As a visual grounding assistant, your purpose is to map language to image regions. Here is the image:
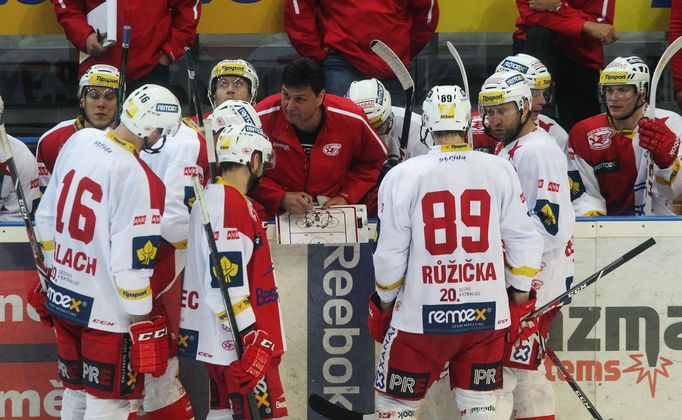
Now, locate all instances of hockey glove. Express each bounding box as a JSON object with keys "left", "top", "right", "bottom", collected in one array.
[
  {"left": 228, "top": 329, "right": 275, "bottom": 393},
  {"left": 129, "top": 315, "right": 170, "bottom": 377},
  {"left": 368, "top": 291, "right": 392, "bottom": 343},
  {"left": 507, "top": 291, "right": 539, "bottom": 350},
  {"left": 638, "top": 118, "right": 681, "bottom": 169},
  {"left": 27, "top": 280, "right": 52, "bottom": 327}
]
